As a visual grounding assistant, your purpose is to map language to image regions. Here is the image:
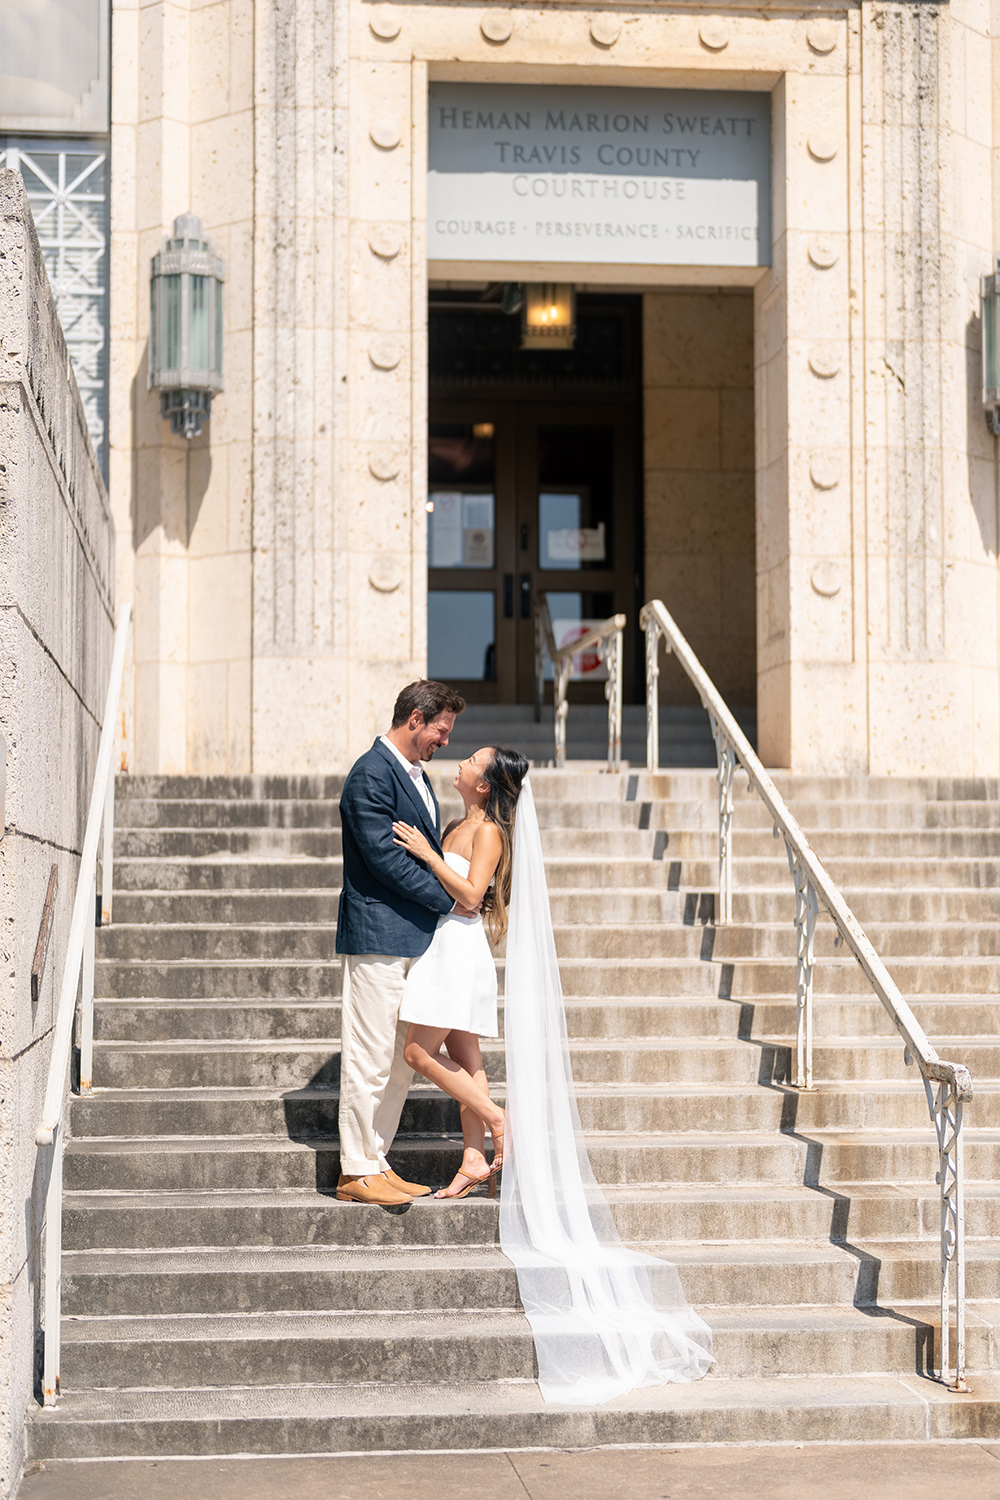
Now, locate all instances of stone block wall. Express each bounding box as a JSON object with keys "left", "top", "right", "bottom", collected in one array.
[
  {"left": 643, "top": 291, "right": 756, "bottom": 707},
  {"left": 0, "top": 170, "right": 115, "bottom": 1494}
]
